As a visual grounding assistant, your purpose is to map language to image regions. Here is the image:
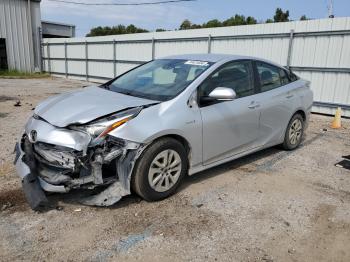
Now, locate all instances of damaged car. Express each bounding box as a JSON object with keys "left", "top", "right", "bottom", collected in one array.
[{"left": 14, "top": 54, "right": 313, "bottom": 210}]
